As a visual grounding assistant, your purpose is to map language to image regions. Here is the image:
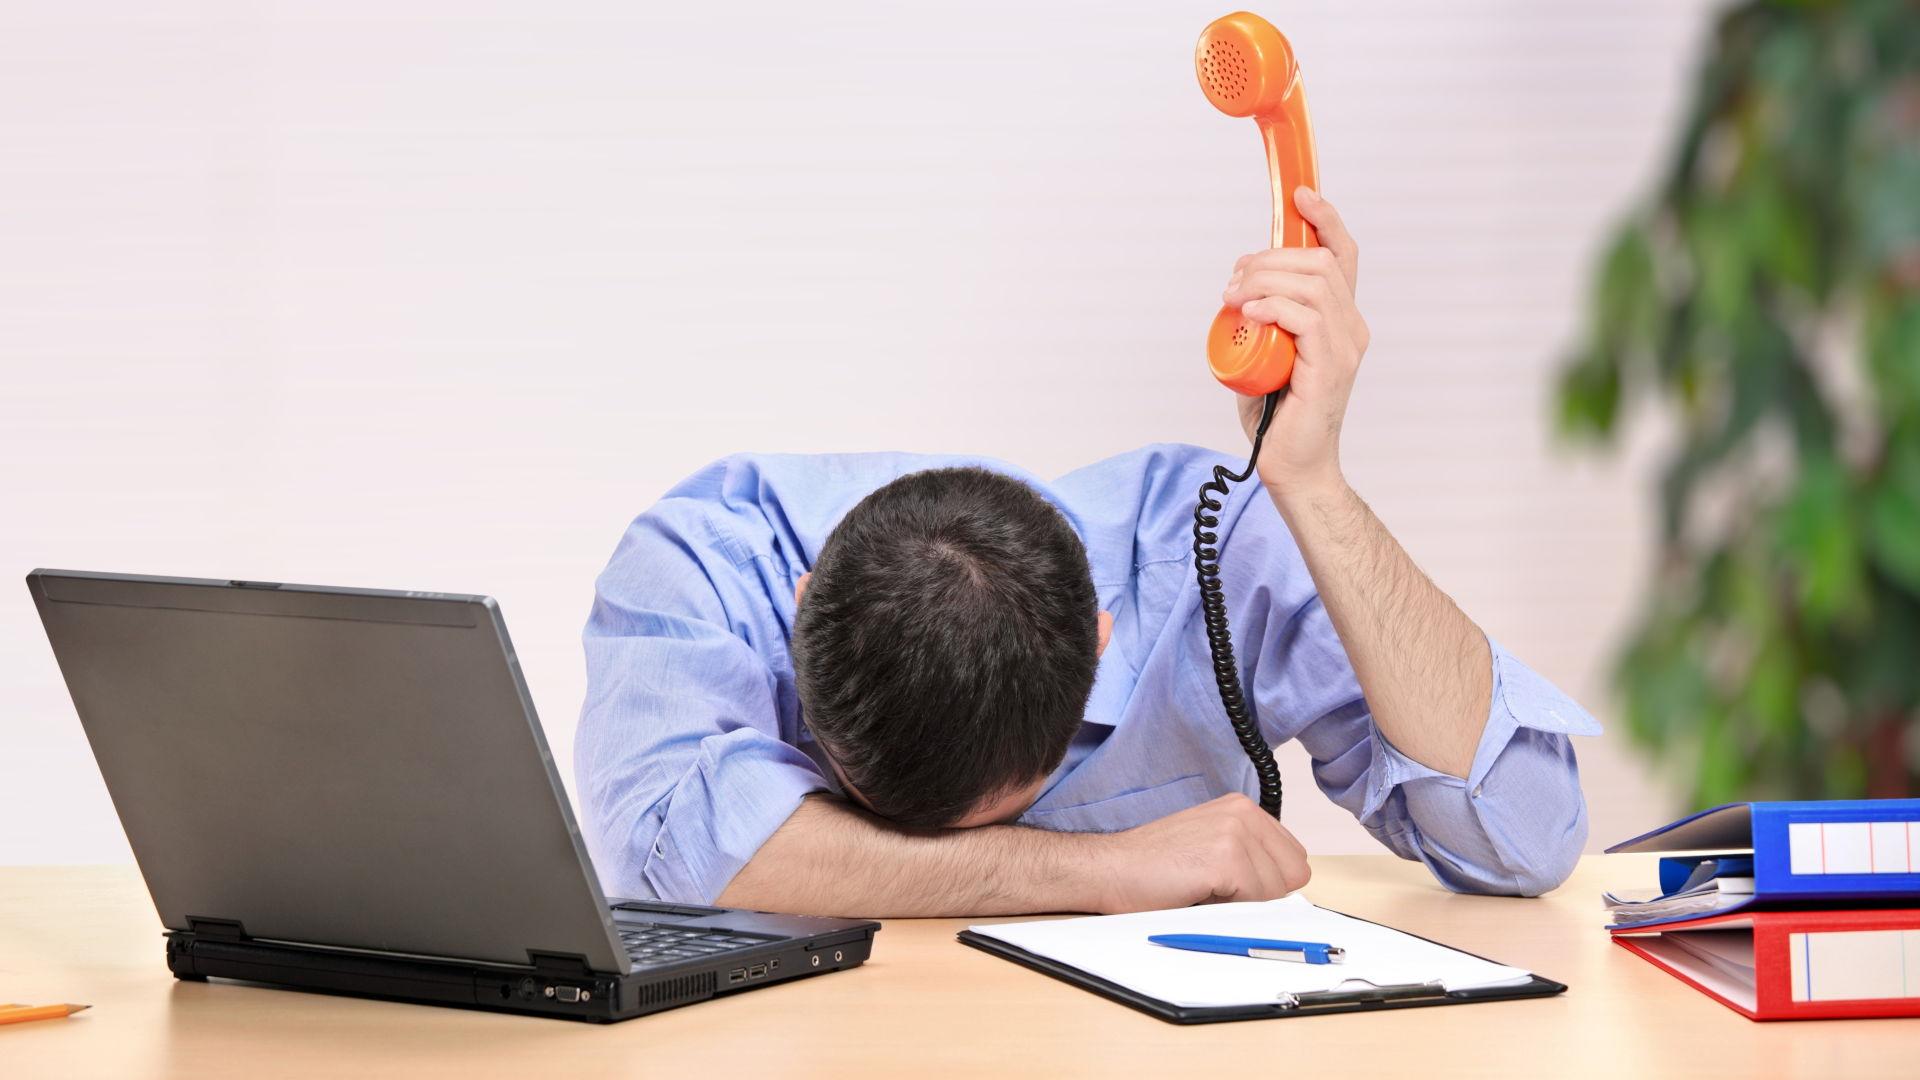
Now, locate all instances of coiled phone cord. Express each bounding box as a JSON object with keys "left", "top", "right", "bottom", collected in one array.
[{"left": 1192, "top": 389, "right": 1285, "bottom": 819}]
